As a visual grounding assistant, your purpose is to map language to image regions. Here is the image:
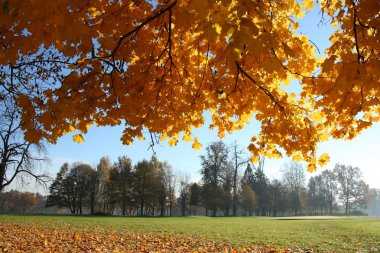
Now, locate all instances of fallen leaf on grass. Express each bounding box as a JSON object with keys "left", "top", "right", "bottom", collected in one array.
[{"left": 0, "top": 222, "right": 319, "bottom": 252}]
